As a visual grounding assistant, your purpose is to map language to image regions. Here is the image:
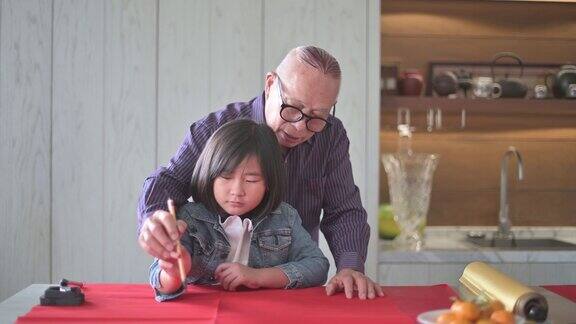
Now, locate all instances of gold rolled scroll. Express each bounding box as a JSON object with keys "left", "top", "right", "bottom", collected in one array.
[{"left": 459, "top": 261, "right": 548, "bottom": 322}]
